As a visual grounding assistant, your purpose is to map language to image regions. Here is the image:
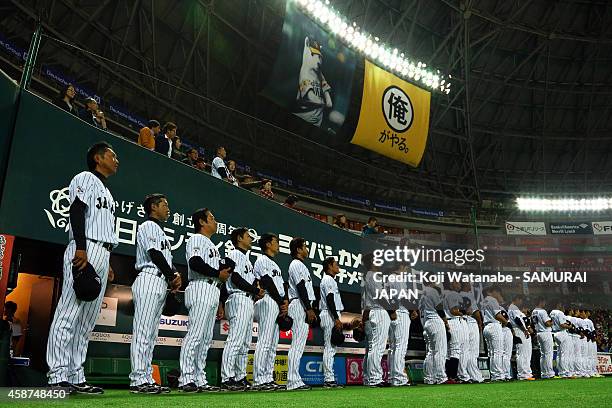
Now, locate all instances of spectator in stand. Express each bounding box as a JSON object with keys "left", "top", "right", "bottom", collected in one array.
[
  {"left": 362, "top": 216, "right": 379, "bottom": 236},
  {"left": 283, "top": 195, "right": 299, "bottom": 209},
  {"left": 334, "top": 213, "right": 348, "bottom": 230},
  {"left": 55, "top": 84, "right": 79, "bottom": 117},
  {"left": 211, "top": 146, "right": 230, "bottom": 181},
  {"left": 172, "top": 136, "right": 186, "bottom": 161},
  {"left": 137, "top": 120, "right": 160, "bottom": 151},
  {"left": 80, "top": 97, "right": 107, "bottom": 130},
  {"left": 227, "top": 160, "right": 239, "bottom": 186},
  {"left": 155, "top": 122, "right": 177, "bottom": 157},
  {"left": 259, "top": 179, "right": 274, "bottom": 200},
  {"left": 182, "top": 148, "right": 199, "bottom": 167},
  {"left": 194, "top": 157, "right": 206, "bottom": 171}
]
